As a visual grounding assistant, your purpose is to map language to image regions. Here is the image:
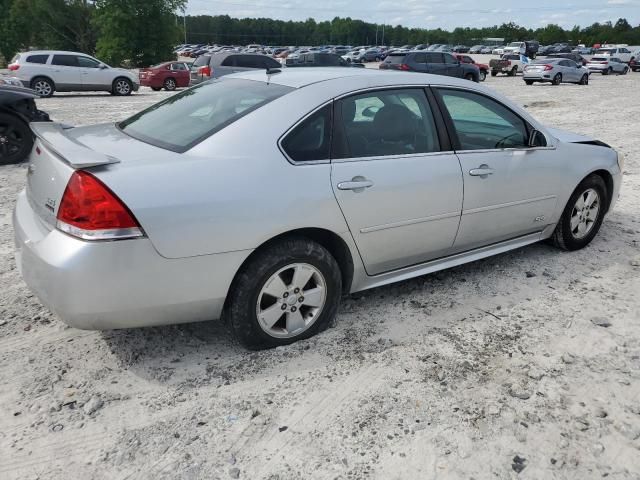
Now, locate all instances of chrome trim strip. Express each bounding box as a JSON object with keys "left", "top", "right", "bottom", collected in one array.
[
  {"left": 360, "top": 211, "right": 460, "bottom": 233},
  {"left": 332, "top": 150, "right": 456, "bottom": 163},
  {"left": 462, "top": 195, "right": 557, "bottom": 215}
]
